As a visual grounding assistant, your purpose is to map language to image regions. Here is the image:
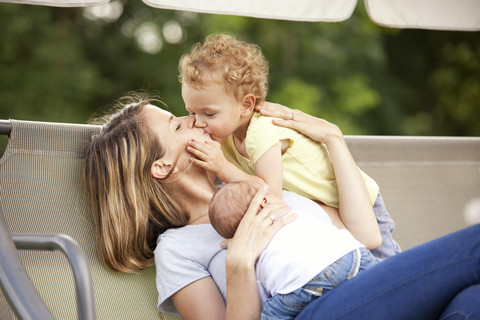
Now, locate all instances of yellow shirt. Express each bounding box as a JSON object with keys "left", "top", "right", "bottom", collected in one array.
[{"left": 221, "top": 112, "right": 379, "bottom": 208}]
